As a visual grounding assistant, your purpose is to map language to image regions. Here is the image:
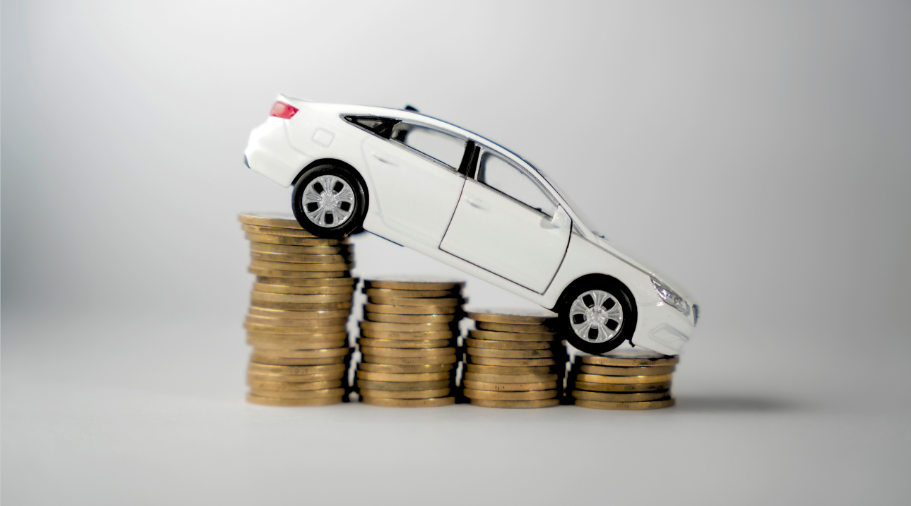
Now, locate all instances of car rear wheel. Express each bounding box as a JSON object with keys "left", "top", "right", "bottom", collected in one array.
[
  {"left": 291, "top": 163, "right": 367, "bottom": 239},
  {"left": 554, "top": 277, "right": 637, "bottom": 355}
]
